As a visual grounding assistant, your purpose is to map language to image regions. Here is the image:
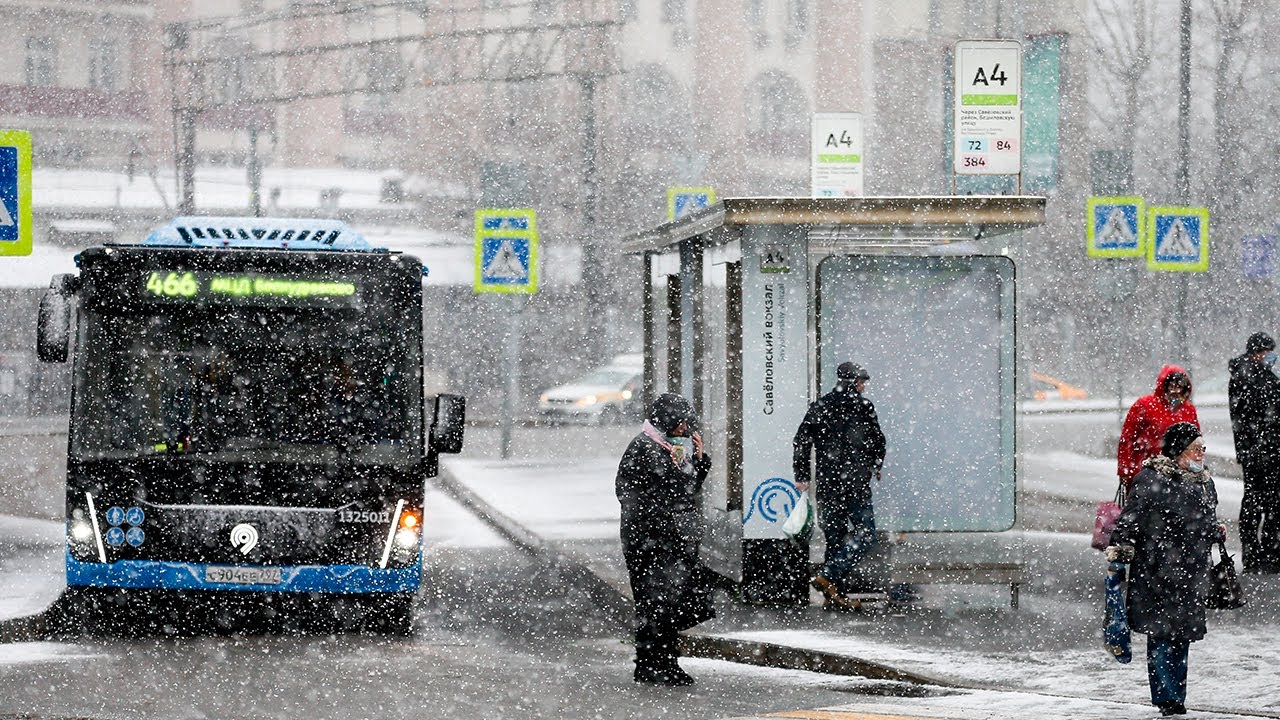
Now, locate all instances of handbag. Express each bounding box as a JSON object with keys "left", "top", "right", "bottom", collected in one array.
[
  {"left": 1091, "top": 485, "right": 1125, "bottom": 551},
  {"left": 781, "top": 492, "right": 813, "bottom": 542},
  {"left": 673, "top": 564, "right": 717, "bottom": 631},
  {"left": 1206, "top": 540, "right": 1245, "bottom": 609}
]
